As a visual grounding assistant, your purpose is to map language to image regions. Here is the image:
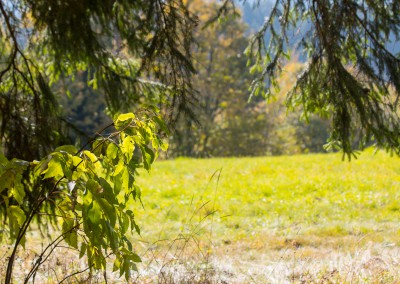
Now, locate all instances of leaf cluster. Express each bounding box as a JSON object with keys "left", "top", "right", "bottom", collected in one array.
[{"left": 0, "top": 111, "right": 168, "bottom": 281}]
